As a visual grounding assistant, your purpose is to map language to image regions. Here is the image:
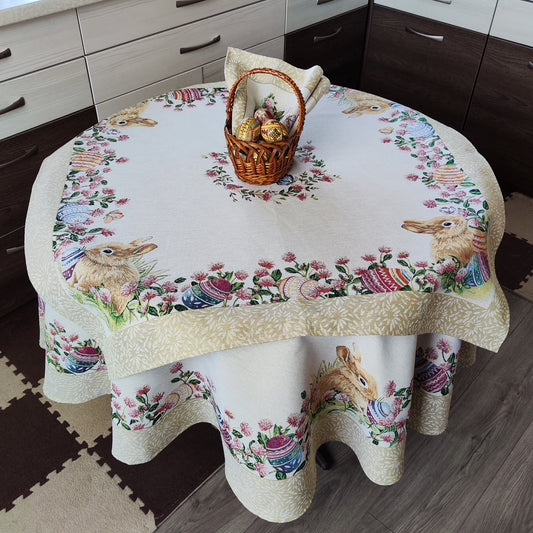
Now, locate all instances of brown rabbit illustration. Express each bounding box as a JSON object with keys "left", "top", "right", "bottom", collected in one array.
[
  {"left": 69, "top": 237, "right": 157, "bottom": 315},
  {"left": 342, "top": 91, "right": 392, "bottom": 116},
  {"left": 107, "top": 101, "right": 158, "bottom": 128},
  {"left": 312, "top": 343, "right": 379, "bottom": 412}
]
